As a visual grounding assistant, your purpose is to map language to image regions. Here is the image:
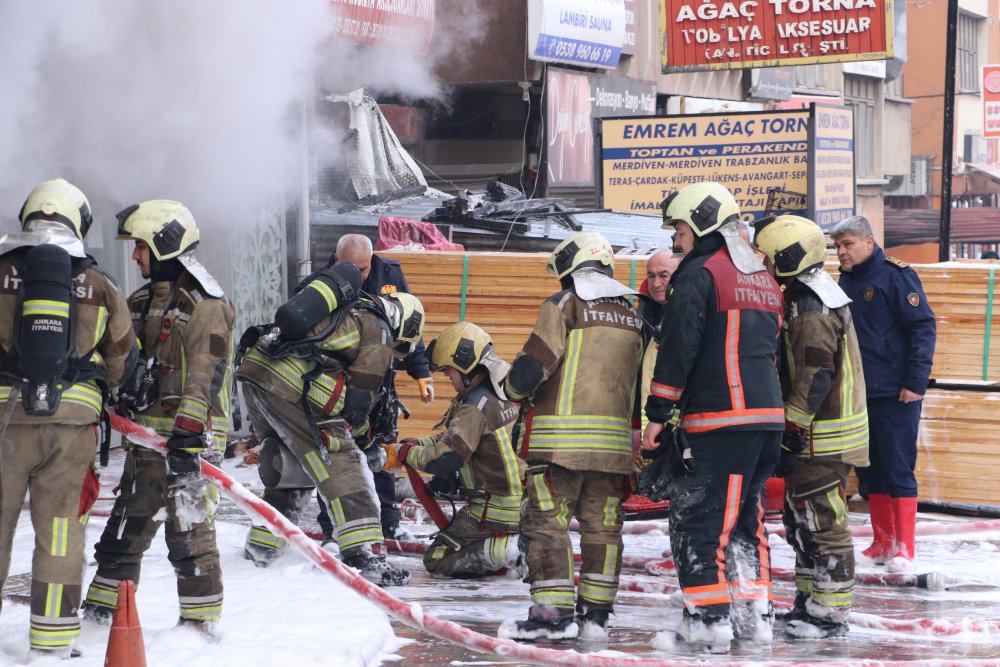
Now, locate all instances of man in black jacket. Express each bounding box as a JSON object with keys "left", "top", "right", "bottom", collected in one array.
[
  {"left": 314, "top": 234, "right": 434, "bottom": 540},
  {"left": 642, "top": 182, "right": 783, "bottom": 653}
]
